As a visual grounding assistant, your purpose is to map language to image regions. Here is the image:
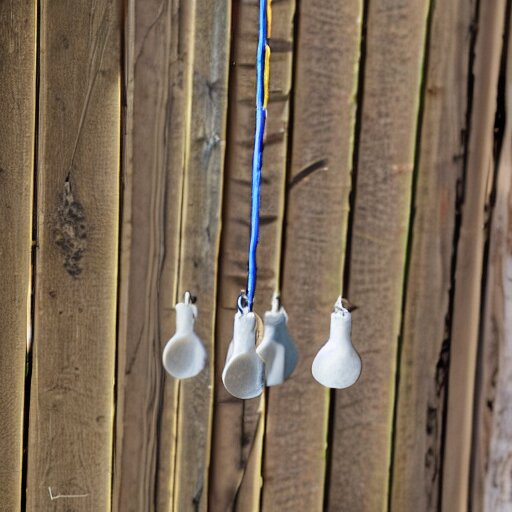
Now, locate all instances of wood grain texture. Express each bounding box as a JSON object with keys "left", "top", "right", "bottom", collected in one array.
[
  {"left": 114, "top": 0, "right": 195, "bottom": 510},
  {"left": 0, "top": 1, "right": 36, "bottom": 510},
  {"left": 172, "top": 1, "right": 230, "bottom": 511},
  {"left": 442, "top": 2, "right": 507, "bottom": 510},
  {"left": 26, "top": 0, "right": 121, "bottom": 510},
  {"left": 390, "top": 0, "right": 475, "bottom": 509},
  {"left": 471, "top": 20, "right": 512, "bottom": 508},
  {"left": 482, "top": 169, "right": 512, "bottom": 512},
  {"left": 209, "top": 0, "right": 294, "bottom": 510},
  {"left": 5, "top": 1, "right": 508, "bottom": 510},
  {"left": 261, "top": 1, "right": 363, "bottom": 511},
  {"left": 234, "top": 393, "right": 265, "bottom": 512},
  {"left": 327, "top": 1, "right": 429, "bottom": 510}
]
